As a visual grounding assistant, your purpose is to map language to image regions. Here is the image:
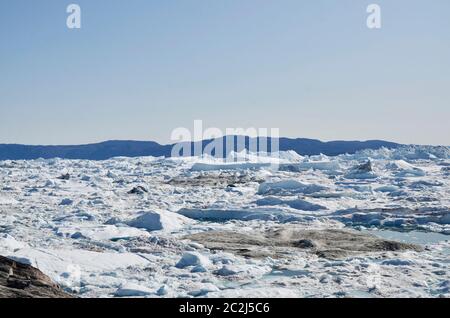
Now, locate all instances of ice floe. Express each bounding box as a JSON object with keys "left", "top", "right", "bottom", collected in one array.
[
  {"left": 256, "top": 197, "right": 327, "bottom": 211},
  {"left": 127, "top": 211, "right": 192, "bottom": 232},
  {"left": 178, "top": 208, "right": 303, "bottom": 222},
  {"left": 258, "top": 180, "right": 327, "bottom": 195},
  {"left": 176, "top": 252, "right": 212, "bottom": 269},
  {"left": 114, "top": 283, "right": 153, "bottom": 297}
]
